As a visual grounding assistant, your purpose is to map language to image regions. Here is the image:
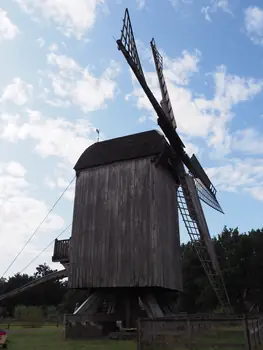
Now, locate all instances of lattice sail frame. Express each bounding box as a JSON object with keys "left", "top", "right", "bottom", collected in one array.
[
  {"left": 151, "top": 38, "right": 177, "bottom": 130},
  {"left": 119, "top": 9, "right": 145, "bottom": 80},
  {"left": 117, "top": 8, "right": 232, "bottom": 312}
]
